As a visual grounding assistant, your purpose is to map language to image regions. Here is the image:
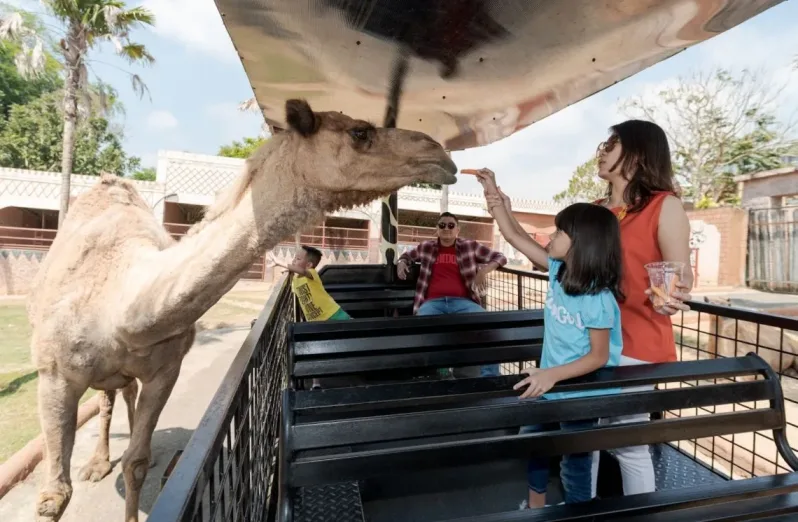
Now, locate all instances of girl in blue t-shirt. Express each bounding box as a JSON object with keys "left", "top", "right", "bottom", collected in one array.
[{"left": 475, "top": 168, "right": 624, "bottom": 510}]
